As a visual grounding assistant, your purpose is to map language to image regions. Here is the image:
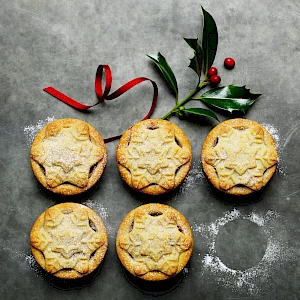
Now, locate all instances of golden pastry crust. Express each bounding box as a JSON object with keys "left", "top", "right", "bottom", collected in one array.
[
  {"left": 30, "top": 118, "right": 107, "bottom": 195},
  {"left": 201, "top": 118, "right": 278, "bottom": 196},
  {"left": 116, "top": 203, "right": 193, "bottom": 281},
  {"left": 30, "top": 202, "right": 108, "bottom": 279},
  {"left": 116, "top": 119, "right": 192, "bottom": 195}
]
